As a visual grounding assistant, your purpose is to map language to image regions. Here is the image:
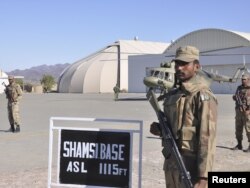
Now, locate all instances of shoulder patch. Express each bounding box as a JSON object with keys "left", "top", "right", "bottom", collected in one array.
[{"left": 200, "top": 93, "right": 210, "bottom": 101}]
